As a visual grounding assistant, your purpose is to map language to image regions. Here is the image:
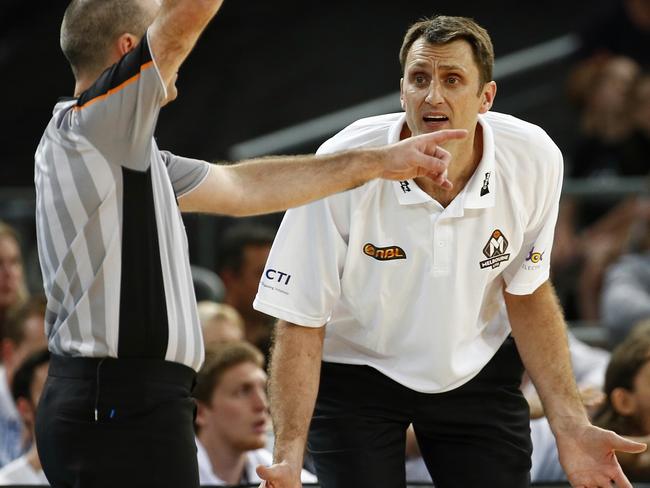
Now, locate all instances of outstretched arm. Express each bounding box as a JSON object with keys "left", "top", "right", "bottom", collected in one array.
[
  {"left": 256, "top": 321, "right": 325, "bottom": 488},
  {"left": 505, "top": 282, "right": 646, "bottom": 488},
  {"left": 179, "top": 129, "right": 466, "bottom": 216}
]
